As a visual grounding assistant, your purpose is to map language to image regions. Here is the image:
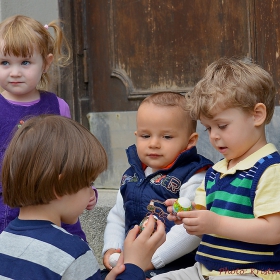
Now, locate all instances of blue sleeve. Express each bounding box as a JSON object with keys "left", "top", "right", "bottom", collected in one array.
[{"left": 116, "top": 264, "right": 145, "bottom": 280}]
